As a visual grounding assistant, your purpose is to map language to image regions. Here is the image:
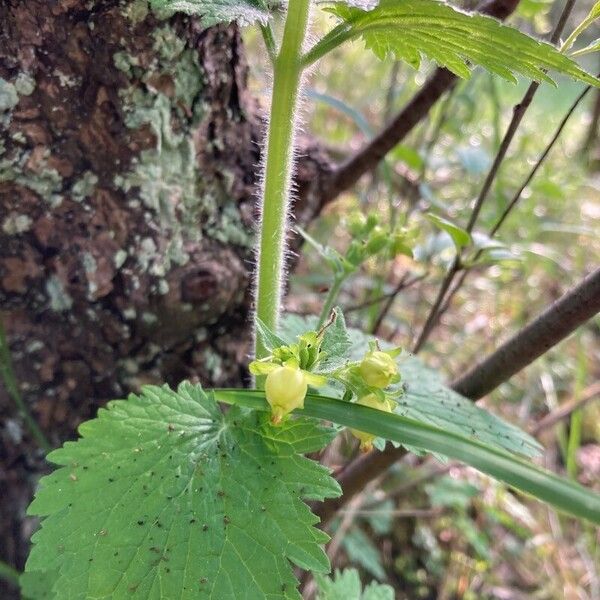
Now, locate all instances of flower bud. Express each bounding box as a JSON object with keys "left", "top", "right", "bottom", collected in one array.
[
  {"left": 265, "top": 366, "right": 307, "bottom": 424},
  {"left": 365, "top": 227, "right": 388, "bottom": 255},
  {"left": 389, "top": 233, "right": 413, "bottom": 258},
  {"left": 347, "top": 212, "right": 367, "bottom": 236},
  {"left": 359, "top": 351, "right": 397, "bottom": 388},
  {"left": 349, "top": 393, "right": 393, "bottom": 452},
  {"left": 365, "top": 213, "right": 379, "bottom": 232}
]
